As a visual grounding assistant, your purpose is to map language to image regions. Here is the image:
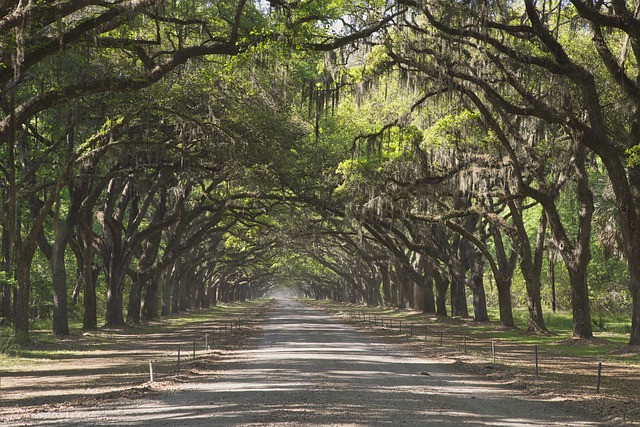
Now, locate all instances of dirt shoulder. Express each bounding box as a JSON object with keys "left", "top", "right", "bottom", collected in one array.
[
  {"left": 1, "top": 299, "right": 608, "bottom": 426},
  {"left": 0, "top": 300, "right": 272, "bottom": 413},
  {"left": 306, "top": 301, "right": 640, "bottom": 426}
]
